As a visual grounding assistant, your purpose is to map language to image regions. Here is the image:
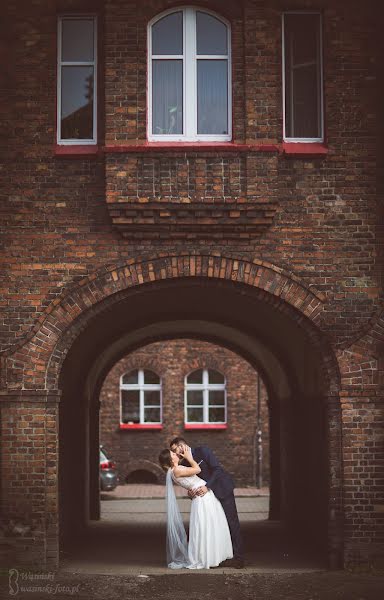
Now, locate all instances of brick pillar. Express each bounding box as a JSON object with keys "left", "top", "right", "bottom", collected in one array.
[
  {"left": 0, "top": 392, "right": 60, "bottom": 569},
  {"left": 342, "top": 394, "right": 384, "bottom": 569},
  {"left": 327, "top": 395, "right": 344, "bottom": 569}
]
